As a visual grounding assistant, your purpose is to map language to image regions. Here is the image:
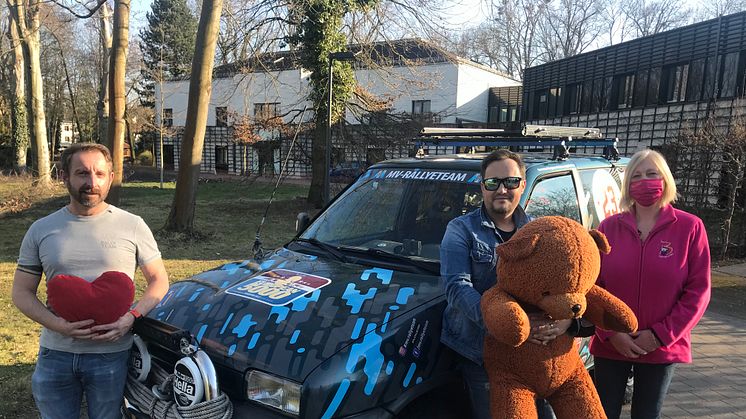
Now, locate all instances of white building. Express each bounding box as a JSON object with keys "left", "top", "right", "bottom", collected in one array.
[
  {"left": 59, "top": 121, "right": 77, "bottom": 148},
  {"left": 155, "top": 39, "right": 520, "bottom": 176}
]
